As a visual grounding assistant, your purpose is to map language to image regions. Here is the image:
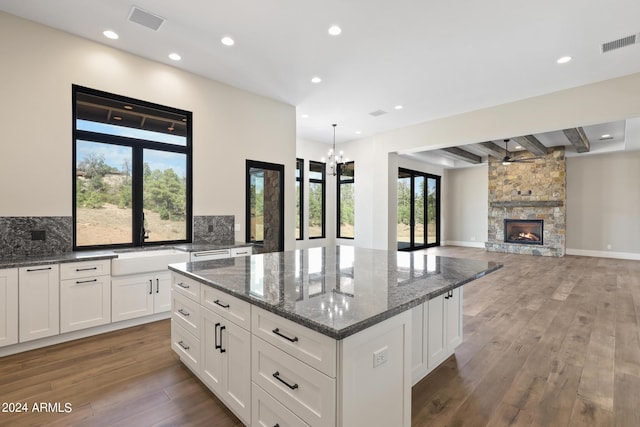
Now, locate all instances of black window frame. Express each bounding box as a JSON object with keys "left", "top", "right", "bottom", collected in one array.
[
  {"left": 296, "top": 158, "right": 304, "bottom": 240},
  {"left": 308, "top": 160, "right": 326, "bottom": 239},
  {"left": 397, "top": 167, "right": 441, "bottom": 251},
  {"left": 72, "top": 85, "right": 193, "bottom": 250},
  {"left": 336, "top": 161, "right": 355, "bottom": 239}
]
